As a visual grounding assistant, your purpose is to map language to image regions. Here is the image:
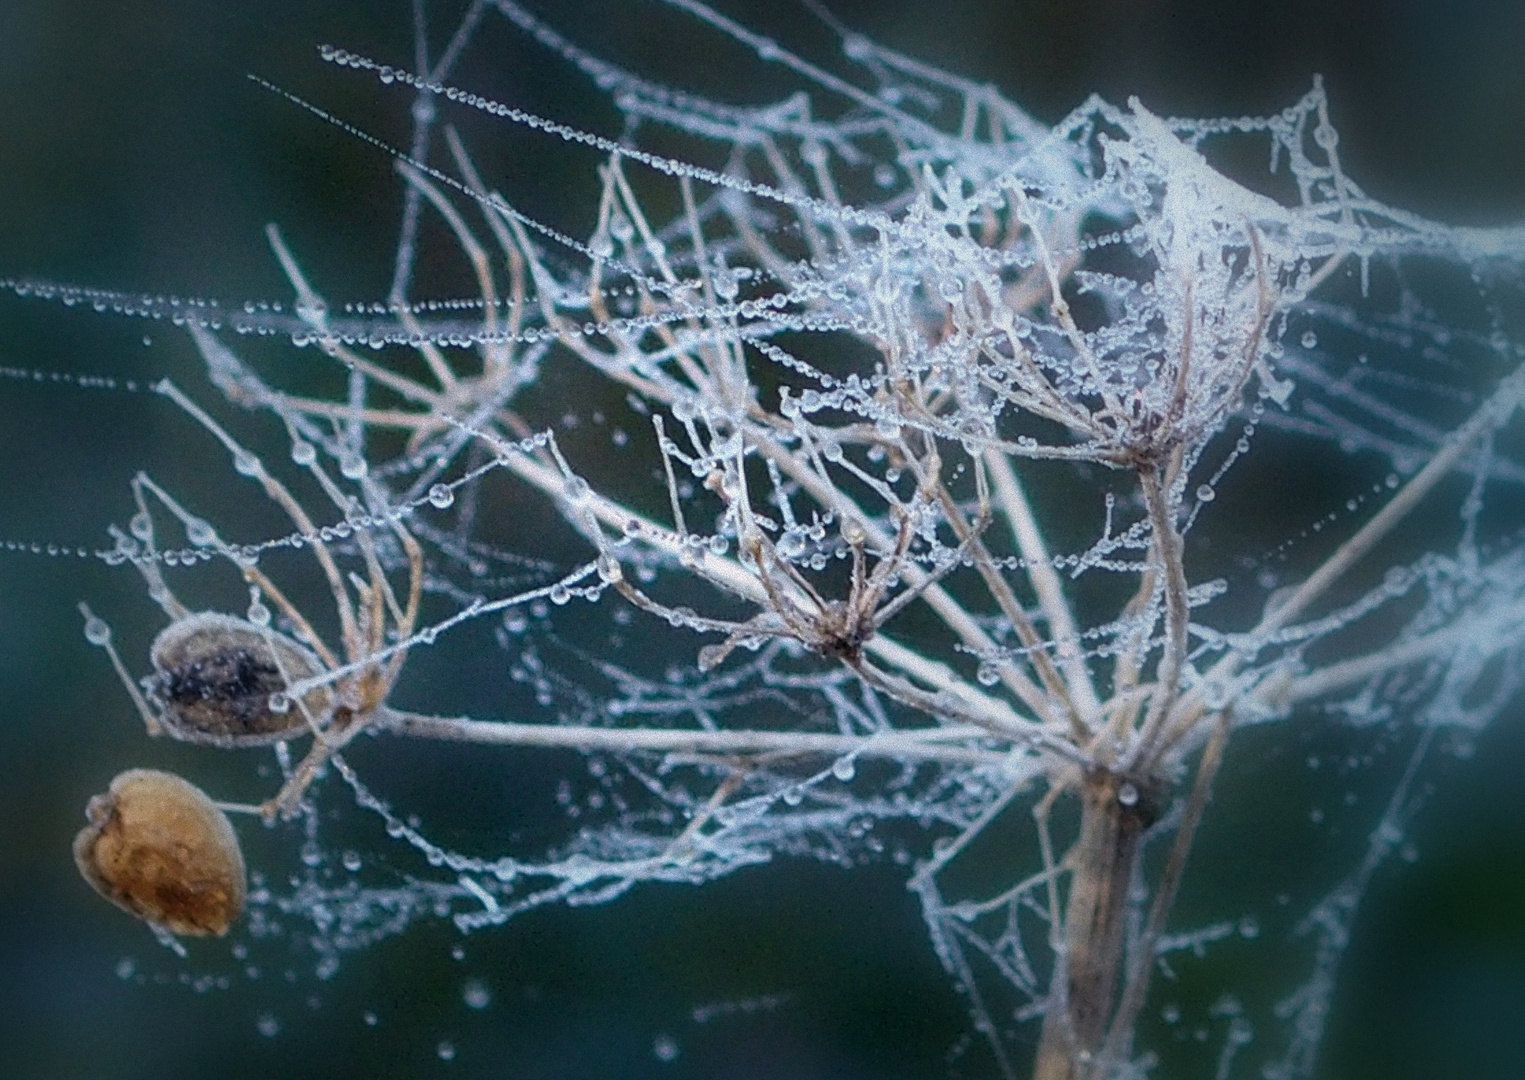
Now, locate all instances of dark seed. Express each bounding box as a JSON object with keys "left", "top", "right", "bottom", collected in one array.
[{"left": 146, "top": 612, "right": 331, "bottom": 747}]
